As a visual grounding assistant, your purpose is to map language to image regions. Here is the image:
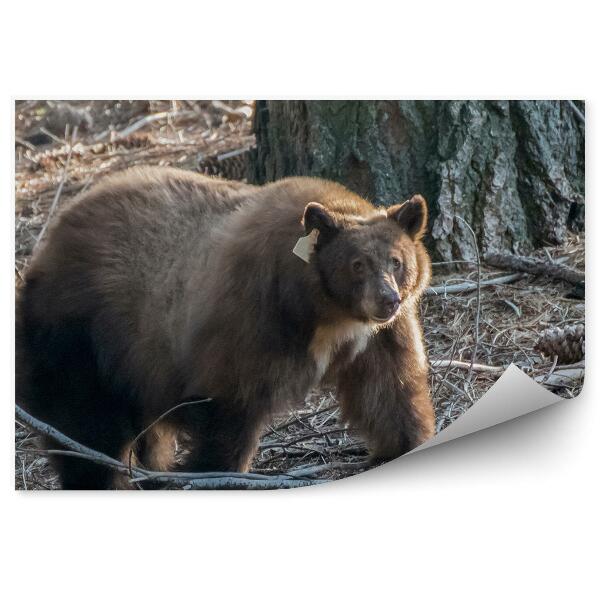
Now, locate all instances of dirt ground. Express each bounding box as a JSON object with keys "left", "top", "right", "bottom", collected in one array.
[{"left": 14, "top": 101, "right": 585, "bottom": 489}]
